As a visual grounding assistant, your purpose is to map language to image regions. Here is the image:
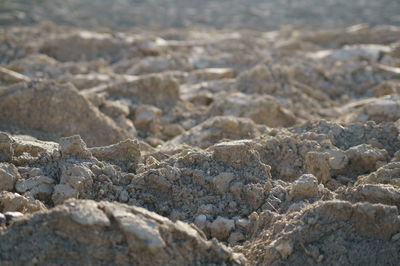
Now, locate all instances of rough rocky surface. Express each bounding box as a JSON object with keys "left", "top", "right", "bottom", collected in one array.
[{"left": 1, "top": 0, "right": 400, "bottom": 265}]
